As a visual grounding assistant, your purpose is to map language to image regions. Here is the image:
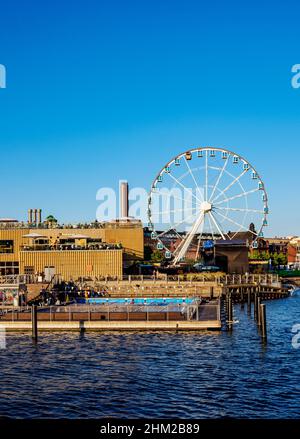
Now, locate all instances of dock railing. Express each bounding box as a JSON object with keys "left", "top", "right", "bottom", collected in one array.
[{"left": 0, "top": 303, "right": 206, "bottom": 323}]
